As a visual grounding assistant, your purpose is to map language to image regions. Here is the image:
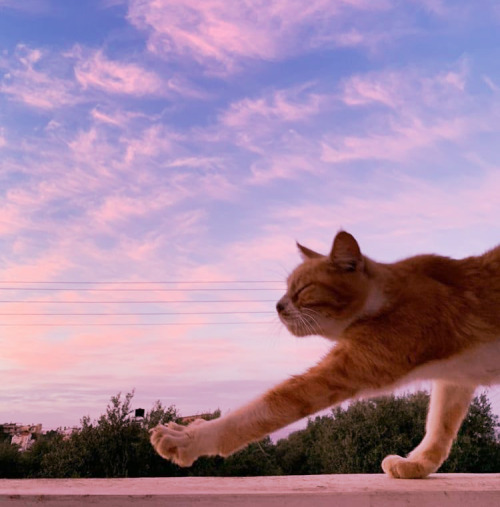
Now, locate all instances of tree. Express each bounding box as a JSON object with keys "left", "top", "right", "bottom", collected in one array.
[
  {"left": 276, "top": 391, "right": 500, "bottom": 475},
  {"left": 442, "top": 392, "right": 500, "bottom": 472},
  {"left": 276, "top": 393, "right": 428, "bottom": 474},
  {"left": 133, "top": 399, "right": 183, "bottom": 478},
  {"left": 0, "top": 441, "right": 22, "bottom": 478},
  {"left": 275, "top": 428, "right": 309, "bottom": 475},
  {"left": 143, "top": 400, "right": 180, "bottom": 430},
  {"left": 4, "top": 389, "right": 500, "bottom": 478},
  {"left": 0, "top": 426, "right": 10, "bottom": 443},
  {"left": 41, "top": 391, "right": 183, "bottom": 478},
  {"left": 21, "top": 430, "right": 60, "bottom": 478},
  {"left": 221, "top": 437, "right": 281, "bottom": 476}
]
